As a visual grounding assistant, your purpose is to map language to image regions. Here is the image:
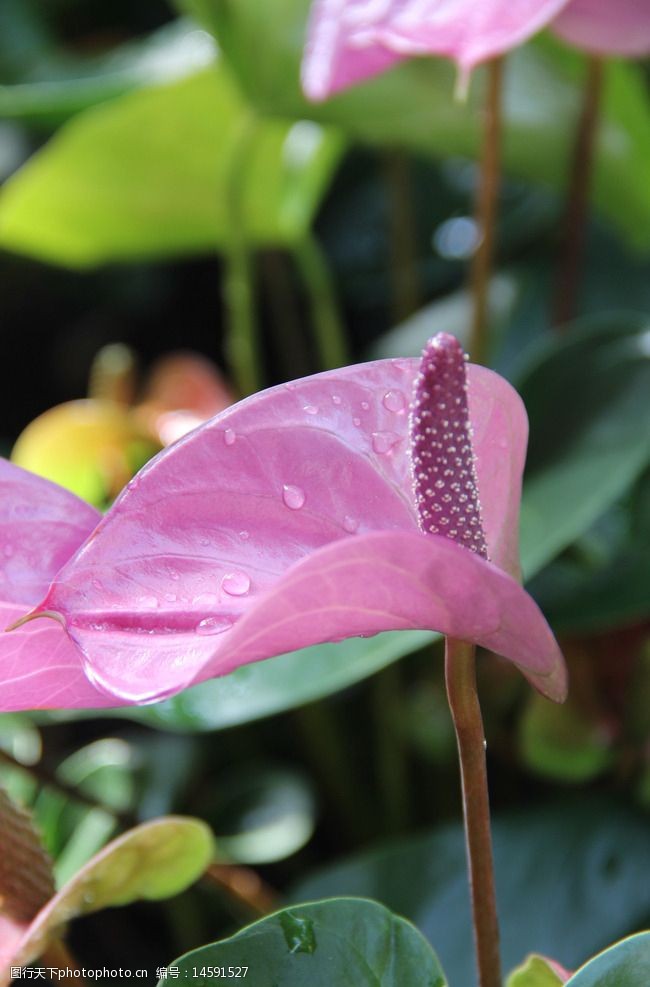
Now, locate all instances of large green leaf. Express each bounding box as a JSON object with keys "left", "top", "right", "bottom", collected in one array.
[
  {"left": 566, "top": 932, "right": 650, "bottom": 987},
  {"left": 292, "top": 801, "right": 650, "bottom": 984},
  {"left": 518, "top": 315, "right": 650, "bottom": 578},
  {"left": 182, "top": 0, "right": 650, "bottom": 246},
  {"left": 0, "top": 63, "right": 343, "bottom": 266},
  {"left": 161, "top": 898, "right": 446, "bottom": 986}
]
